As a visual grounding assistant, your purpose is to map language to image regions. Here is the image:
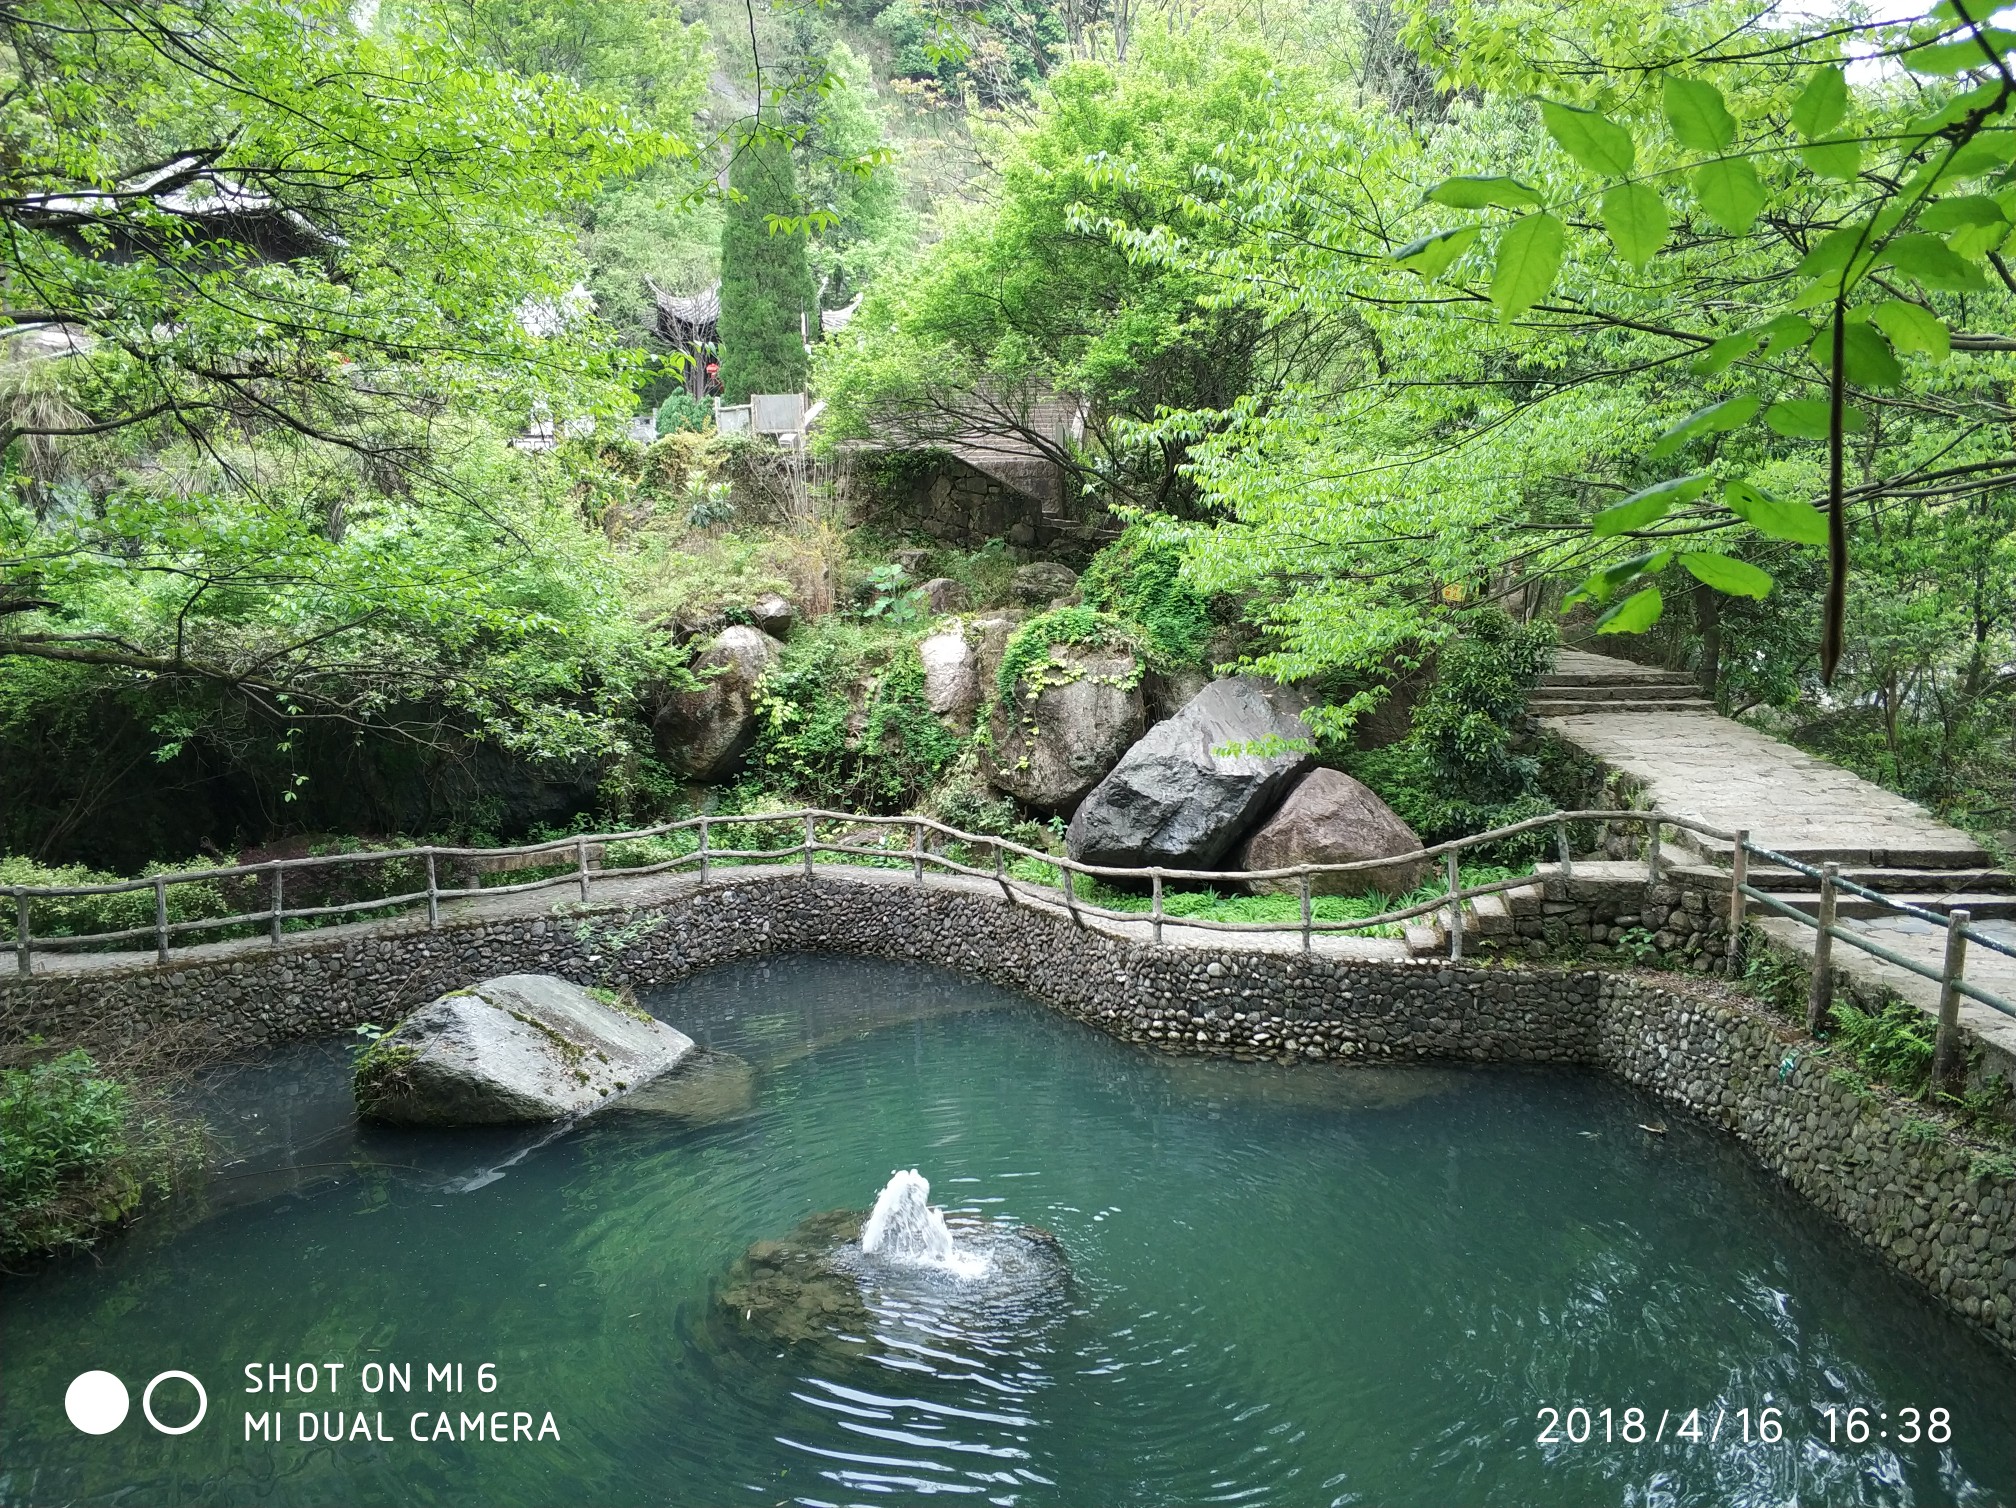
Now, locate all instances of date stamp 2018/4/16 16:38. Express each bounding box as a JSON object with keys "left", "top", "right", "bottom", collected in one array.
[{"left": 1534, "top": 1404, "right": 1954, "bottom": 1448}]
